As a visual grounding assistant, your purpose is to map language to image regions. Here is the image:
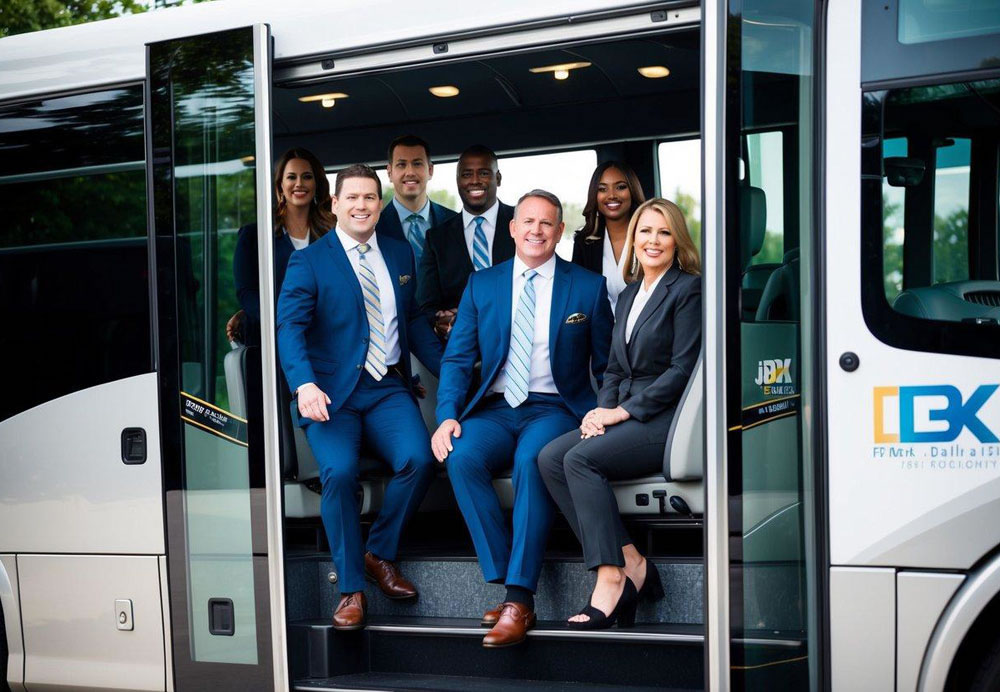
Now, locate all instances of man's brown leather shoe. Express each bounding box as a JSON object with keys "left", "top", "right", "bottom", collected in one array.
[
  {"left": 482, "top": 601, "right": 536, "bottom": 648},
  {"left": 332, "top": 591, "right": 366, "bottom": 631},
  {"left": 481, "top": 603, "right": 504, "bottom": 627},
  {"left": 364, "top": 551, "right": 418, "bottom": 600}
]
